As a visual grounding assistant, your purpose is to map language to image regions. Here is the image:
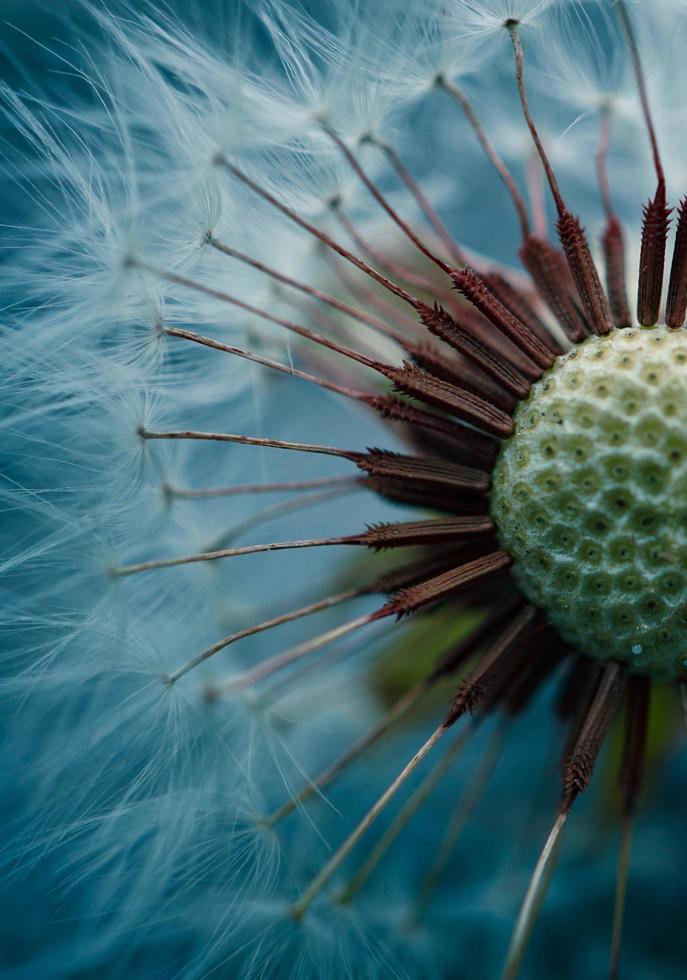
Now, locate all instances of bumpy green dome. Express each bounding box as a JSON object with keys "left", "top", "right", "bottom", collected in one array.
[{"left": 490, "top": 326, "right": 687, "bottom": 681}]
